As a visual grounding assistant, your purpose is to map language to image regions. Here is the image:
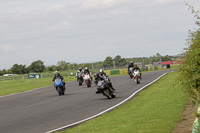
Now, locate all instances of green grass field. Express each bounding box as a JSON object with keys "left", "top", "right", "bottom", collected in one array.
[{"left": 57, "top": 72, "right": 188, "bottom": 133}]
